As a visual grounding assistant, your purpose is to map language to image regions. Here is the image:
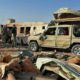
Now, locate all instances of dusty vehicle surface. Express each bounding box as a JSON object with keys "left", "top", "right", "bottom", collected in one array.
[
  {"left": 36, "top": 58, "right": 80, "bottom": 80},
  {"left": 28, "top": 24, "right": 80, "bottom": 54}
]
